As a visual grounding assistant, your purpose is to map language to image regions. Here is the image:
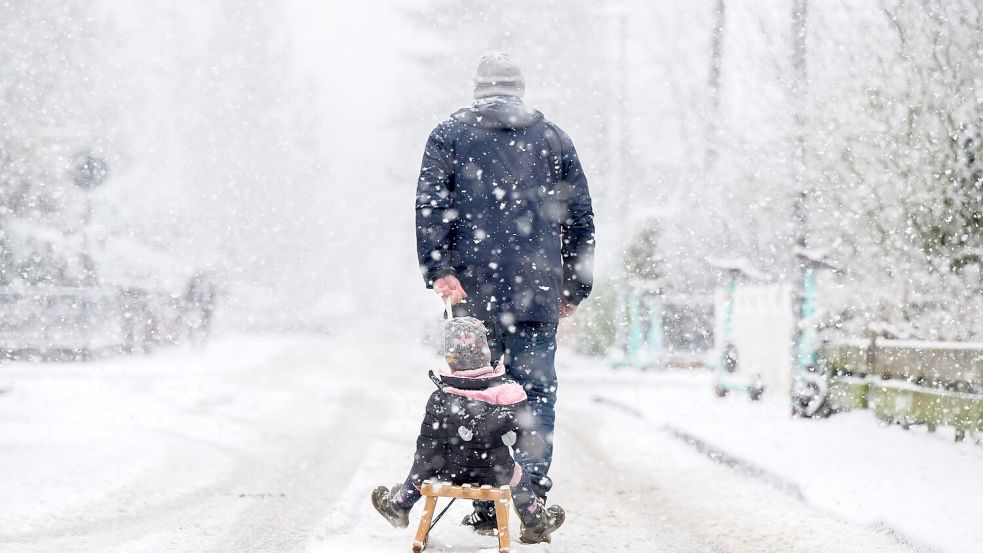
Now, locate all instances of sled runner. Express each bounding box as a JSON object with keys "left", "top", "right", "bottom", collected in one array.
[{"left": 412, "top": 480, "right": 512, "bottom": 553}]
